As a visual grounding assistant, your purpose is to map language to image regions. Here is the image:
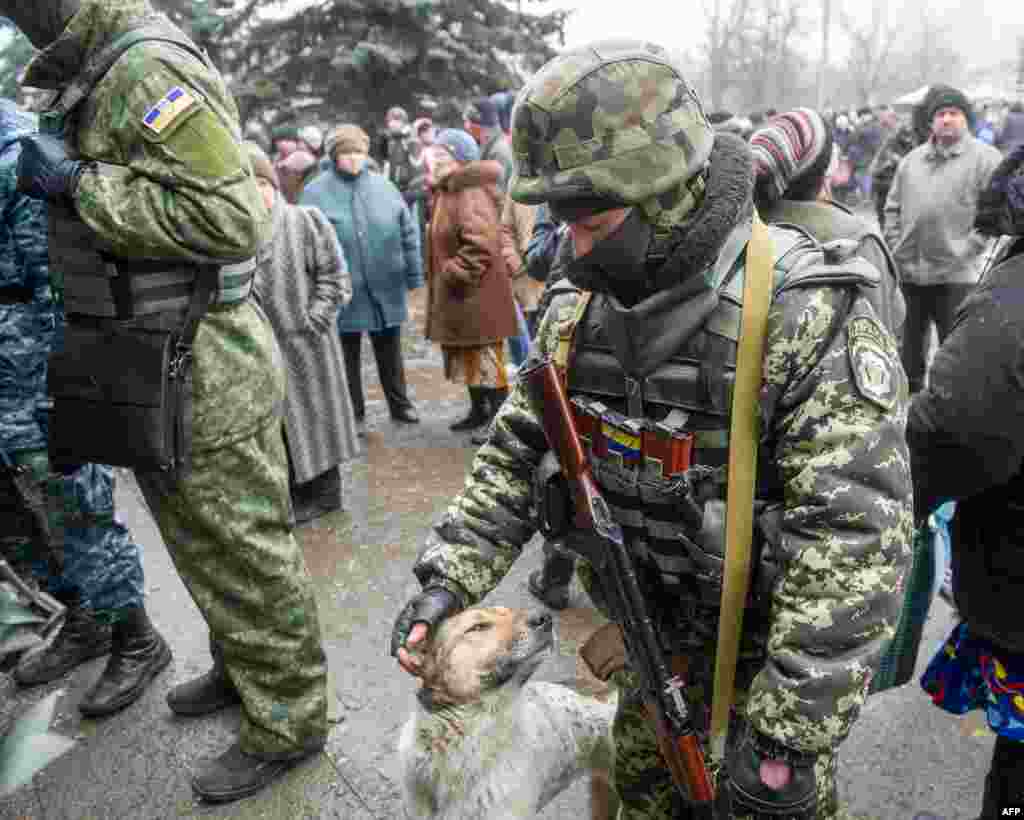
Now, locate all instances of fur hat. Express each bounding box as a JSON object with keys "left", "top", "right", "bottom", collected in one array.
[
  {"left": 244, "top": 142, "right": 279, "bottom": 190},
  {"left": 435, "top": 129, "right": 481, "bottom": 163},
  {"left": 926, "top": 85, "right": 973, "bottom": 126},
  {"left": 750, "top": 108, "right": 832, "bottom": 203},
  {"left": 386, "top": 106, "right": 409, "bottom": 124},
  {"left": 464, "top": 97, "right": 500, "bottom": 128},
  {"left": 325, "top": 124, "right": 371, "bottom": 158}
]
